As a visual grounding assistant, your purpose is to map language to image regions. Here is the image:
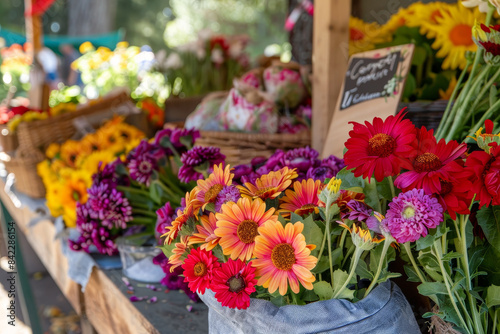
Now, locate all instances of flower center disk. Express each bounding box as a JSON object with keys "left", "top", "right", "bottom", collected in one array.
[
  {"left": 402, "top": 205, "right": 416, "bottom": 219},
  {"left": 138, "top": 160, "right": 152, "bottom": 174},
  {"left": 237, "top": 220, "right": 259, "bottom": 244},
  {"left": 449, "top": 24, "right": 473, "bottom": 46},
  {"left": 368, "top": 133, "right": 396, "bottom": 158},
  {"left": 205, "top": 184, "right": 224, "bottom": 203},
  {"left": 271, "top": 243, "right": 296, "bottom": 271},
  {"left": 227, "top": 275, "right": 246, "bottom": 293},
  {"left": 414, "top": 152, "right": 442, "bottom": 172},
  {"left": 193, "top": 262, "right": 207, "bottom": 277}
]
